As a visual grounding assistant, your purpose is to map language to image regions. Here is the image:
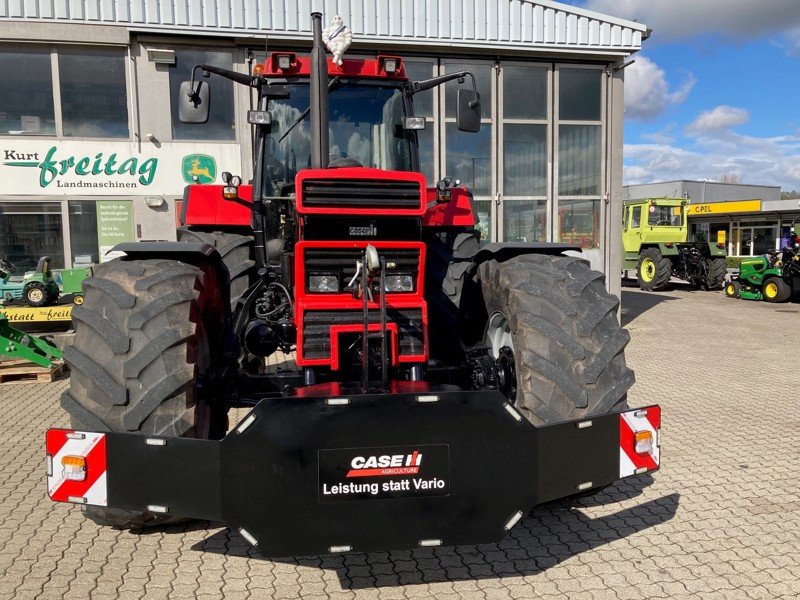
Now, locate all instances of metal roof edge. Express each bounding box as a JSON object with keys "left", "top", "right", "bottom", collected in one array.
[{"left": 521, "top": 0, "right": 648, "bottom": 32}]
